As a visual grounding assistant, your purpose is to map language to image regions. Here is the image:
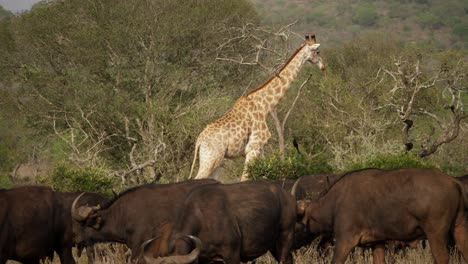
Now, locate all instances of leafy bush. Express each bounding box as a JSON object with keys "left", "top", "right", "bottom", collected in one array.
[
  {"left": 345, "top": 152, "right": 437, "bottom": 171},
  {"left": 0, "top": 174, "right": 12, "bottom": 189},
  {"left": 247, "top": 151, "right": 333, "bottom": 181},
  {"left": 452, "top": 21, "right": 468, "bottom": 42},
  {"left": 45, "top": 164, "right": 116, "bottom": 196},
  {"left": 416, "top": 12, "right": 443, "bottom": 29},
  {"left": 352, "top": 4, "right": 379, "bottom": 27}
]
